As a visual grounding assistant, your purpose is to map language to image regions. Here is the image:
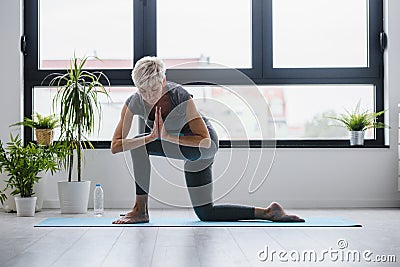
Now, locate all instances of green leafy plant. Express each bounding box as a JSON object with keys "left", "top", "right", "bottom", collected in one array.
[
  {"left": 47, "top": 54, "right": 110, "bottom": 182},
  {"left": 0, "top": 134, "right": 68, "bottom": 205},
  {"left": 327, "top": 101, "right": 389, "bottom": 131},
  {"left": 10, "top": 113, "right": 59, "bottom": 129}
]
